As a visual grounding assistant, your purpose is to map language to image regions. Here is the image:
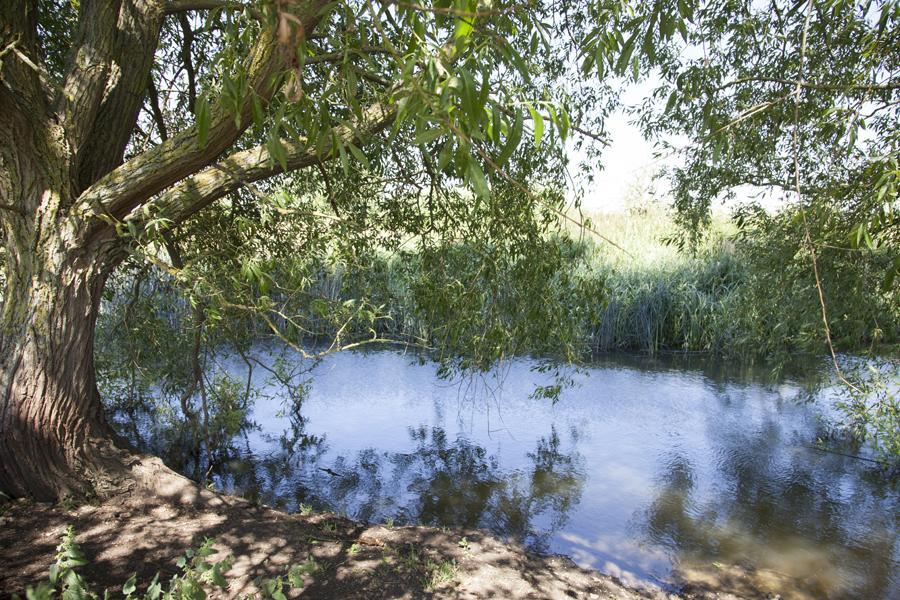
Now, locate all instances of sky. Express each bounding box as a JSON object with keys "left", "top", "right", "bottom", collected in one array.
[
  {"left": 576, "top": 107, "right": 792, "bottom": 216},
  {"left": 575, "top": 110, "right": 661, "bottom": 214},
  {"left": 574, "top": 69, "right": 794, "bottom": 216}
]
